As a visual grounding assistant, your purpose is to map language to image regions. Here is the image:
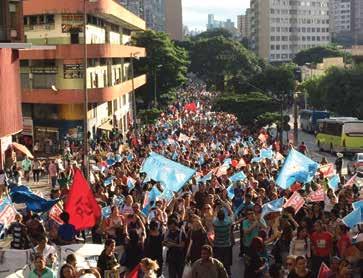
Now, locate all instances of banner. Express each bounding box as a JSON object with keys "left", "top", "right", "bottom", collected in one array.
[
  {"left": 308, "top": 188, "right": 325, "bottom": 202},
  {"left": 141, "top": 152, "right": 196, "bottom": 193},
  {"left": 319, "top": 163, "right": 335, "bottom": 178},
  {"left": 0, "top": 249, "right": 32, "bottom": 277},
  {"left": 283, "top": 191, "right": 305, "bottom": 214},
  {"left": 49, "top": 203, "right": 64, "bottom": 225},
  {"left": 60, "top": 244, "right": 103, "bottom": 269}
]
